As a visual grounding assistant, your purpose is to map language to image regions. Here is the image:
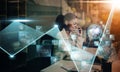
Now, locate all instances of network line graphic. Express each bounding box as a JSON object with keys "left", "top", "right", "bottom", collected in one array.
[{"left": 0, "top": 22, "right": 59, "bottom": 58}]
